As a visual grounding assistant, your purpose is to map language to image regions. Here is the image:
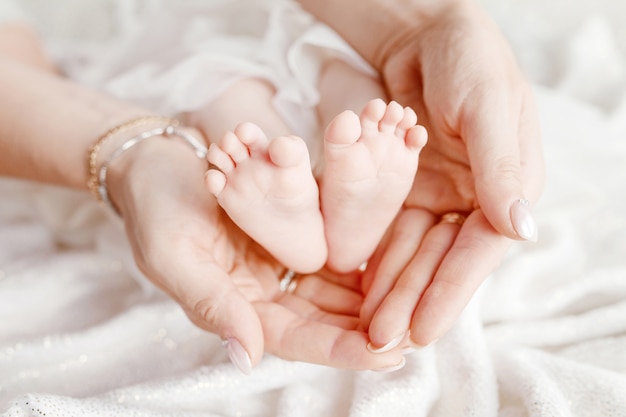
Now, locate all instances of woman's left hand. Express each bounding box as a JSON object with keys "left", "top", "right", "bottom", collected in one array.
[{"left": 108, "top": 135, "right": 404, "bottom": 373}]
